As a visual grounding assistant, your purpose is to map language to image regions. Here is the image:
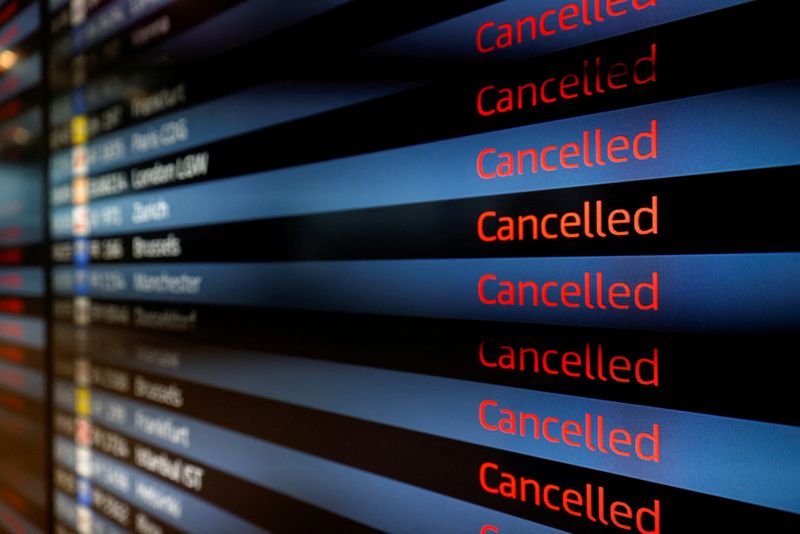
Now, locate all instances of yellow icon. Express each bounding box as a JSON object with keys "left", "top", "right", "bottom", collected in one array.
[
  {"left": 71, "top": 115, "right": 89, "bottom": 145},
  {"left": 75, "top": 388, "right": 92, "bottom": 416}
]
